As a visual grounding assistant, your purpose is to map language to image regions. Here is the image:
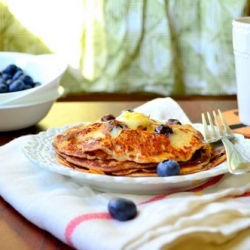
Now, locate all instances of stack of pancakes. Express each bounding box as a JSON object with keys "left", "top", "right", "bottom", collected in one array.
[{"left": 52, "top": 111, "right": 226, "bottom": 176}]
